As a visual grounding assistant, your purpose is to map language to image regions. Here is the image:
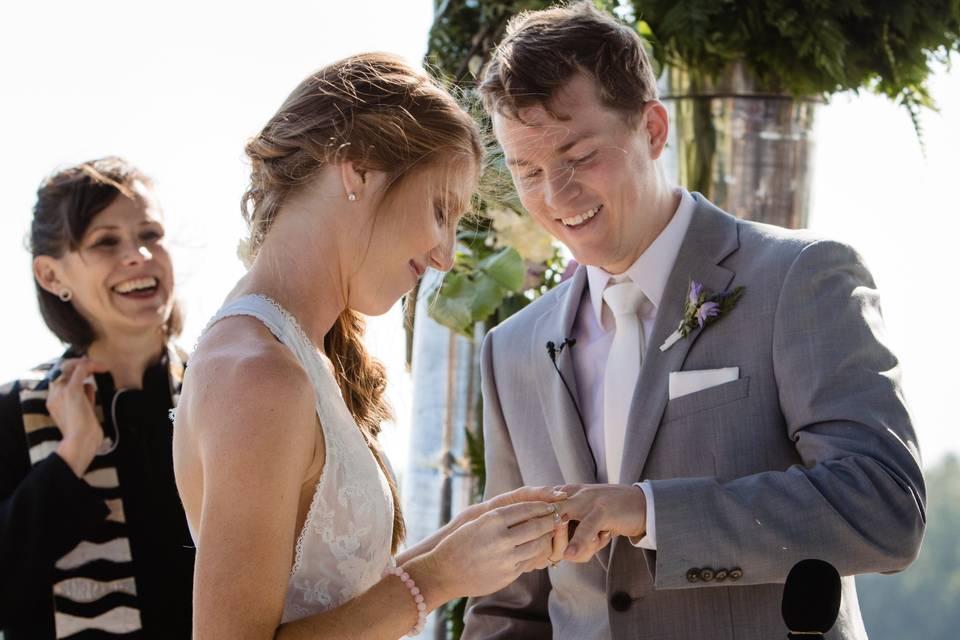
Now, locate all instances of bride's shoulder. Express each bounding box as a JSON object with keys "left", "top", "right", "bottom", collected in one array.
[
  {"left": 193, "top": 315, "right": 301, "bottom": 380},
  {"left": 182, "top": 319, "right": 314, "bottom": 442}
]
